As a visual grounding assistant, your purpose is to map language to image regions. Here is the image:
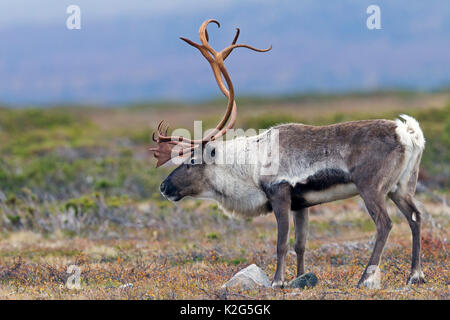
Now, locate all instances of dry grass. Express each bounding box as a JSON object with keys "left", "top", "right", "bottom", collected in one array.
[
  {"left": 0, "top": 92, "right": 448, "bottom": 299},
  {"left": 0, "top": 195, "right": 447, "bottom": 300}
]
